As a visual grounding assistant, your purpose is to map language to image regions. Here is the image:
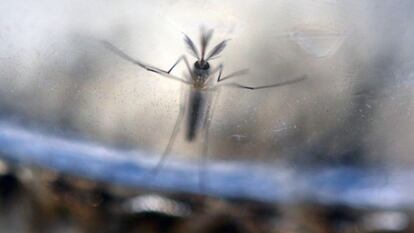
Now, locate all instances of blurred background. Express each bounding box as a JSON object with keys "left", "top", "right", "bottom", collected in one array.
[{"left": 1, "top": 0, "right": 414, "bottom": 232}]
